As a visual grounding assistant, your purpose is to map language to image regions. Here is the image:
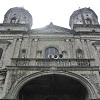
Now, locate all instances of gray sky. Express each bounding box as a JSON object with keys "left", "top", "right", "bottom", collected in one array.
[{"left": 1, "top": 0, "right": 100, "bottom": 29}]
